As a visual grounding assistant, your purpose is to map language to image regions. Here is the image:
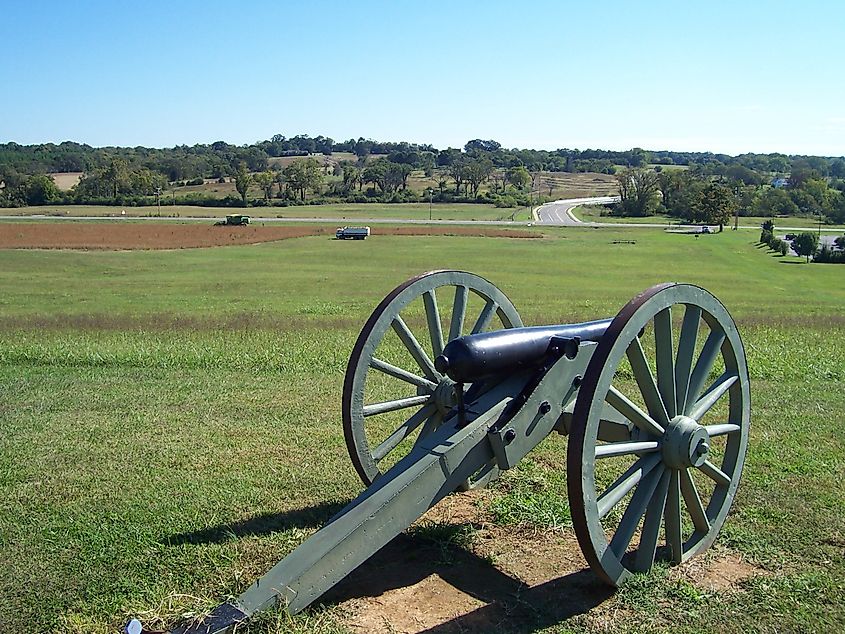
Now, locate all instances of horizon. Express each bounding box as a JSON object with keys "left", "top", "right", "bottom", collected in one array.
[{"left": 3, "top": 1, "right": 844, "bottom": 158}]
